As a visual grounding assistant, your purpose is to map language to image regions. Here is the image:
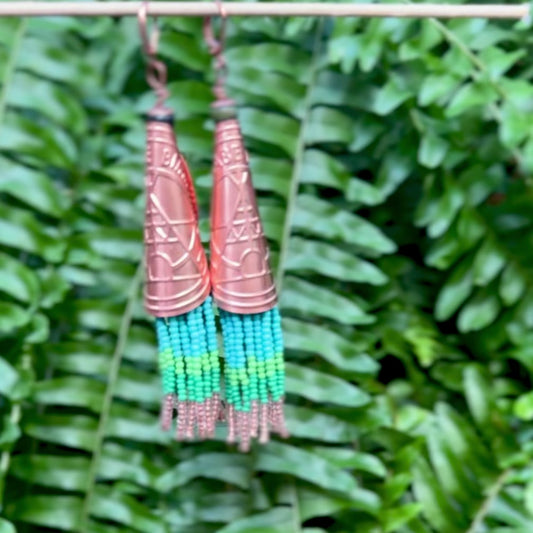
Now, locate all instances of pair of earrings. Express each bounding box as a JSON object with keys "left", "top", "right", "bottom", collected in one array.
[{"left": 139, "top": 6, "right": 287, "bottom": 451}]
